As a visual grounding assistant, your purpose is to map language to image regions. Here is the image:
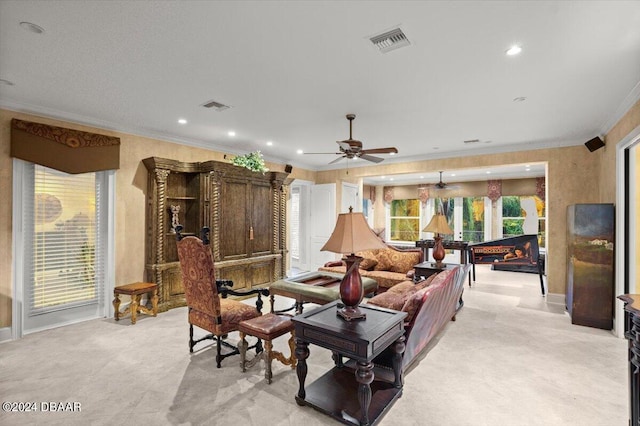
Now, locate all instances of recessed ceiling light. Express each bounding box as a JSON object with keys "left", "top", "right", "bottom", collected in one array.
[
  {"left": 389, "top": 178, "right": 394, "bottom": 181},
  {"left": 0, "top": 79, "right": 14, "bottom": 86},
  {"left": 178, "top": 118, "right": 187, "bottom": 124},
  {"left": 266, "top": 141, "right": 273, "bottom": 146},
  {"left": 296, "top": 149, "right": 303, "bottom": 154},
  {"left": 228, "top": 131, "right": 236, "bottom": 137},
  {"left": 486, "top": 171, "right": 492, "bottom": 174},
  {"left": 389, "top": 152, "right": 395, "bottom": 156},
  {"left": 513, "top": 97, "right": 527, "bottom": 102},
  {"left": 420, "top": 176, "right": 424, "bottom": 179},
  {"left": 506, "top": 45, "right": 522, "bottom": 56},
  {"left": 381, "top": 176, "right": 386, "bottom": 179},
  {"left": 20, "top": 21, "right": 44, "bottom": 34},
  {"left": 451, "top": 173, "right": 456, "bottom": 177}
]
